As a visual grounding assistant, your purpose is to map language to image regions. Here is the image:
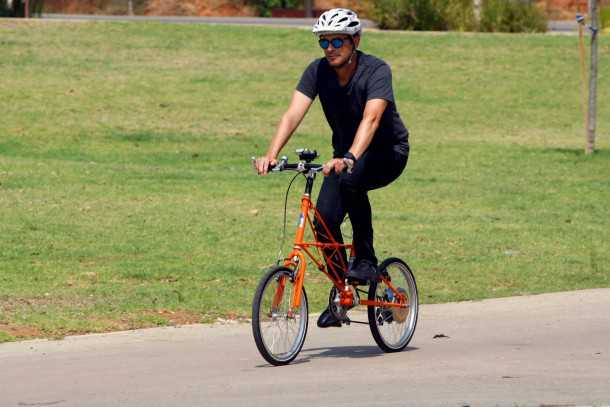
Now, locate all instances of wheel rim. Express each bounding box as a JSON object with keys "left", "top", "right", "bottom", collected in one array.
[
  {"left": 258, "top": 273, "right": 307, "bottom": 362},
  {"left": 373, "top": 262, "right": 418, "bottom": 349}
]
